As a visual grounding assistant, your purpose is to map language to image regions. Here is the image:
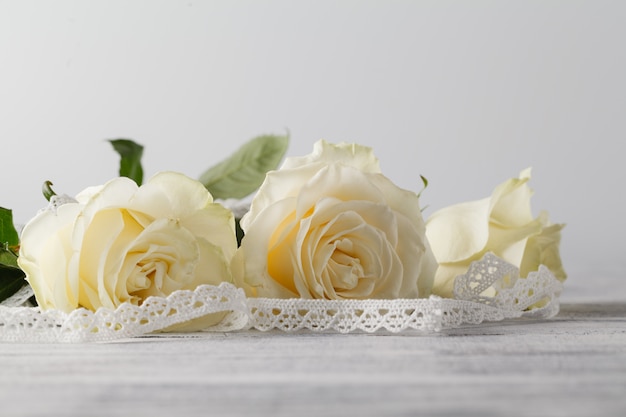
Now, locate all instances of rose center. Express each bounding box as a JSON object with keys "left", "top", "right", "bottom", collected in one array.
[
  {"left": 120, "top": 218, "right": 199, "bottom": 303},
  {"left": 127, "top": 259, "right": 167, "bottom": 293},
  {"left": 328, "top": 238, "right": 364, "bottom": 290}
]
